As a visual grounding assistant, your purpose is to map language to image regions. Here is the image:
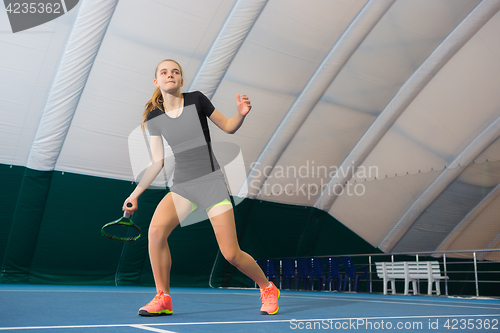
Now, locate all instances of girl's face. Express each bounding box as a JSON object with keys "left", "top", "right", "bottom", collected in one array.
[{"left": 154, "top": 61, "right": 183, "bottom": 93}]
